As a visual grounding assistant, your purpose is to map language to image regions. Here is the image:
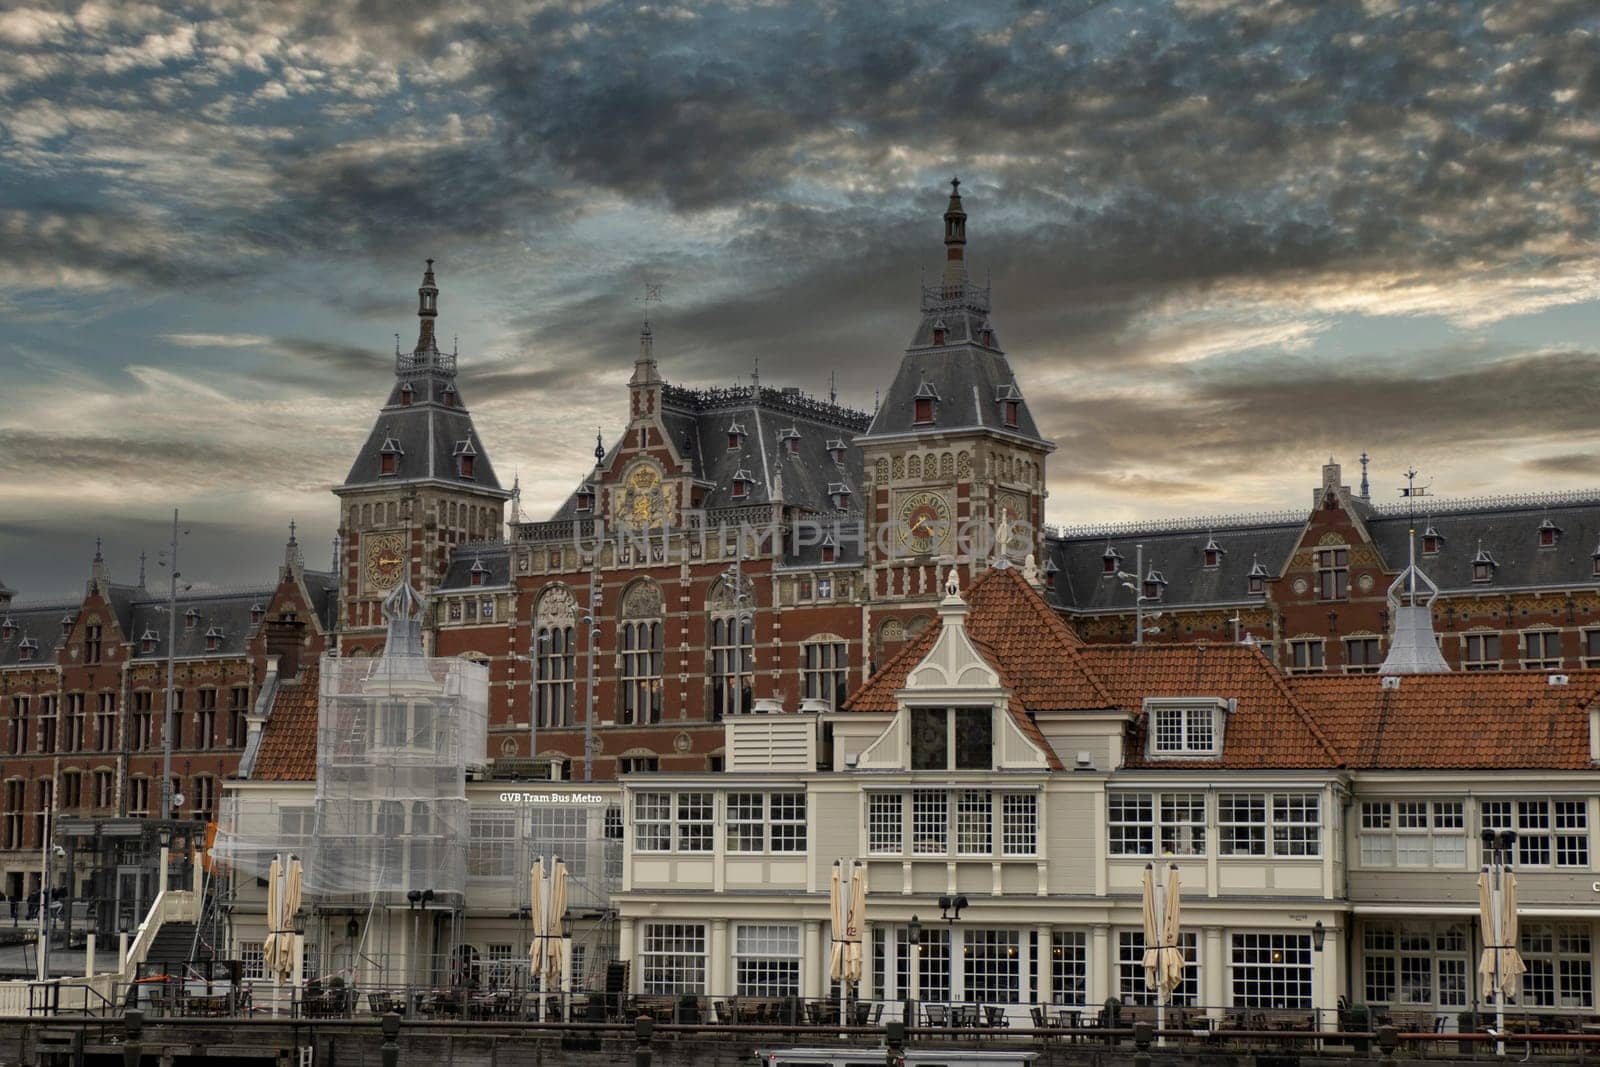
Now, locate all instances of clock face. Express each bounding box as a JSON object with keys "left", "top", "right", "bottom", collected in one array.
[
  {"left": 624, "top": 464, "right": 665, "bottom": 529},
  {"left": 898, "top": 491, "right": 951, "bottom": 555},
  {"left": 365, "top": 532, "right": 406, "bottom": 591},
  {"left": 997, "top": 490, "right": 1029, "bottom": 528}
]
